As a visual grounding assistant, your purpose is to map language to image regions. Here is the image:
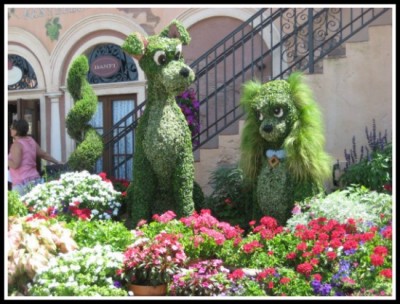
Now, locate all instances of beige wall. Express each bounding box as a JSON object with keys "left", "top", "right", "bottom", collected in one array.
[
  {"left": 7, "top": 7, "right": 393, "bottom": 194},
  {"left": 195, "top": 24, "right": 393, "bottom": 195}
]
